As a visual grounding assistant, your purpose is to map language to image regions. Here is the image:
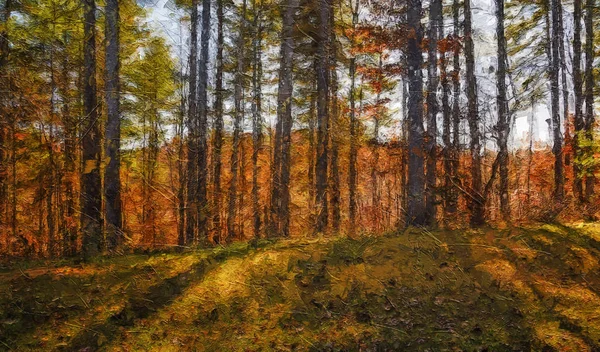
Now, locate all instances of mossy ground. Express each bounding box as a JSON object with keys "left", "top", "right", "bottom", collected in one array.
[{"left": 1, "top": 223, "right": 600, "bottom": 351}]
